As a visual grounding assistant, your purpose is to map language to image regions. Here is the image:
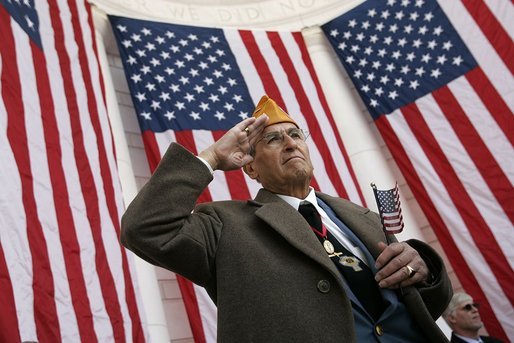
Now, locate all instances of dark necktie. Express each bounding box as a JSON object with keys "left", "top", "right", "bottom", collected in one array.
[{"left": 298, "top": 202, "right": 387, "bottom": 321}]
